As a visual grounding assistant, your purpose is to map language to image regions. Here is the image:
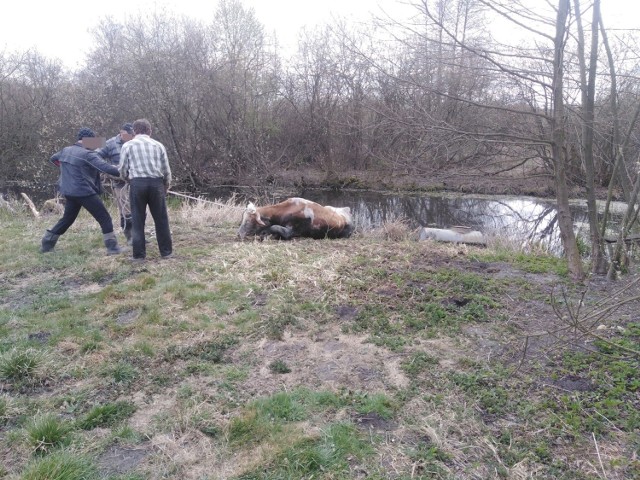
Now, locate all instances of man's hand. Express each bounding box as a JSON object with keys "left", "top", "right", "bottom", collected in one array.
[{"left": 102, "top": 173, "right": 120, "bottom": 181}]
